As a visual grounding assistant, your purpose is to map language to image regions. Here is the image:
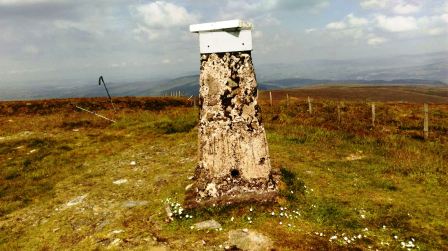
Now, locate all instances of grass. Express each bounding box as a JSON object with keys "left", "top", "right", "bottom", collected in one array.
[{"left": 0, "top": 98, "right": 447, "bottom": 250}]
